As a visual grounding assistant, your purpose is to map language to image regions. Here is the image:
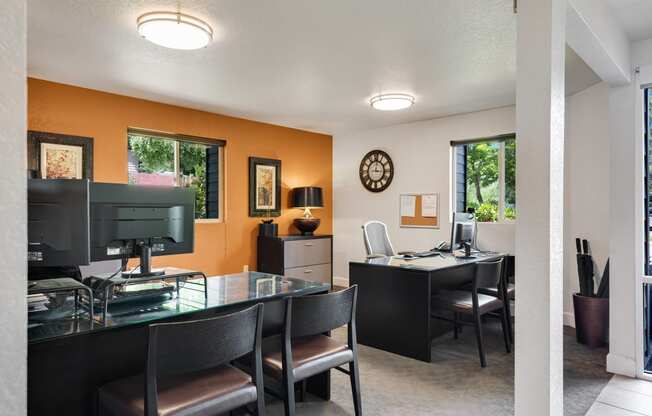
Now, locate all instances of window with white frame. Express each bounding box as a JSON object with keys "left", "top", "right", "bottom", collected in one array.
[
  {"left": 127, "top": 129, "right": 224, "bottom": 220},
  {"left": 643, "top": 88, "right": 652, "bottom": 374},
  {"left": 452, "top": 134, "right": 516, "bottom": 222}
]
